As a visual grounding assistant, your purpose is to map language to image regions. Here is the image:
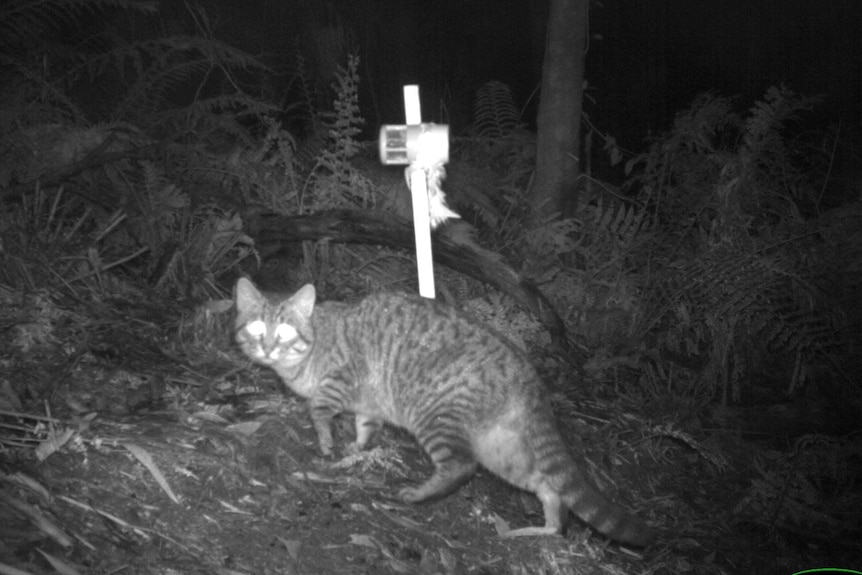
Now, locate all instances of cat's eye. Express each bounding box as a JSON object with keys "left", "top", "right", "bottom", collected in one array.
[
  {"left": 246, "top": 320, "right": 267, "bottom": 337},
  {"left": 275, "top": 323, "right": 297, "bottom": 341}
]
